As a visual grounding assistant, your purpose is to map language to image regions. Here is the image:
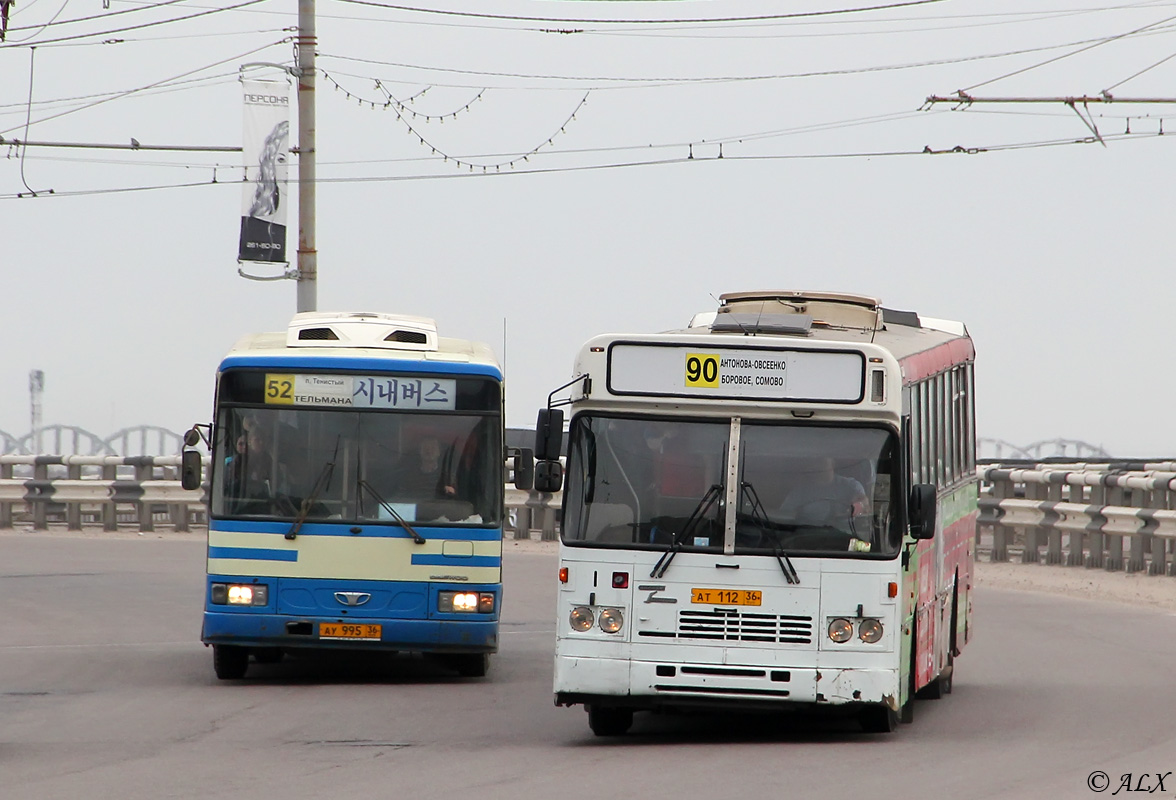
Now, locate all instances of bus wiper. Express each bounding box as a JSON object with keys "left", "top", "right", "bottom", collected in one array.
[
  {"left": 650, "top": 483, "right": 722, "bottom": 579},
  {"left": 357, "top": 479, "right": 426, "bottom": 544},
  {"left": 773, "top": 543, "right": 800, "bottom": 585},
  {"left": 286, "top": 439, "right": 340, "bottom": 541},
  {"left": 740, "top": 482, "right": 798, "bottom": 584},
  {"left": 740, "top": 481, "right": 771, "bottom": 528}
]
